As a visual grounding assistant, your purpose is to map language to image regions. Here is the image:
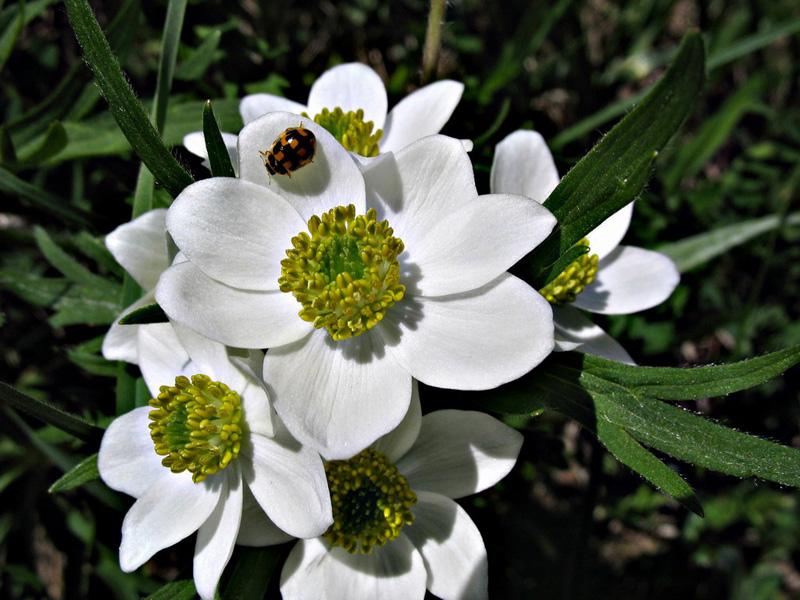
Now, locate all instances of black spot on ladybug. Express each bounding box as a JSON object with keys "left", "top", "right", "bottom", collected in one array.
[{"left": 260, "top": 126, "right": 317, "bottom": 178}]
